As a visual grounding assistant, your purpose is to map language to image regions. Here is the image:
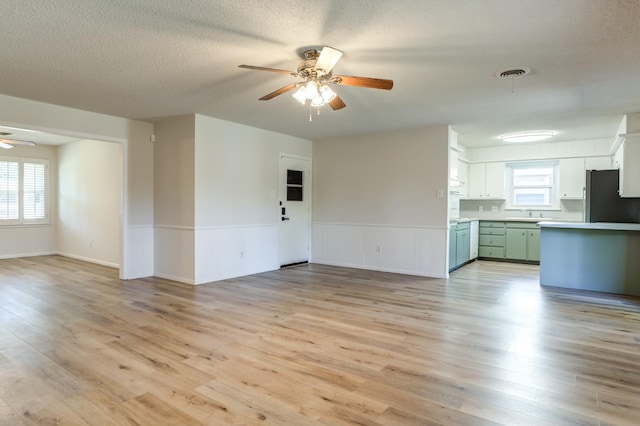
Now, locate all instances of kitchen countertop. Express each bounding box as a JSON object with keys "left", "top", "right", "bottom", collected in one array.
[
  {"left": 451, "top": 217, "right": 577, "bottom": 224},
  {"left": 538, "top": 221, "right": 640, "bottom": 231}
]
